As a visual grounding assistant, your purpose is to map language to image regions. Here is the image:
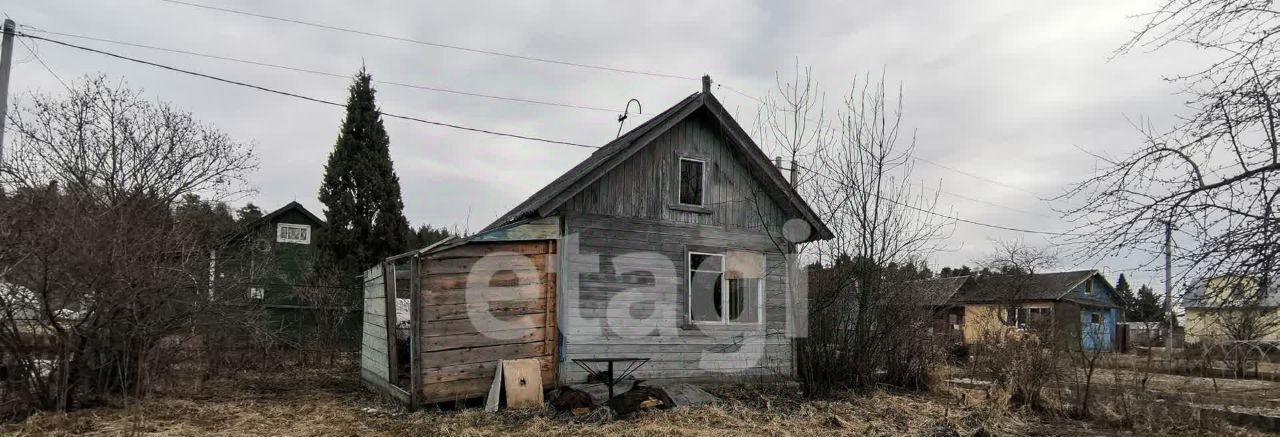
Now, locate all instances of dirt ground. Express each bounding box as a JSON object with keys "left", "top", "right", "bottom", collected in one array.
[{"left": 0, "top": 367, "right": 1266, "bottom": 436}]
